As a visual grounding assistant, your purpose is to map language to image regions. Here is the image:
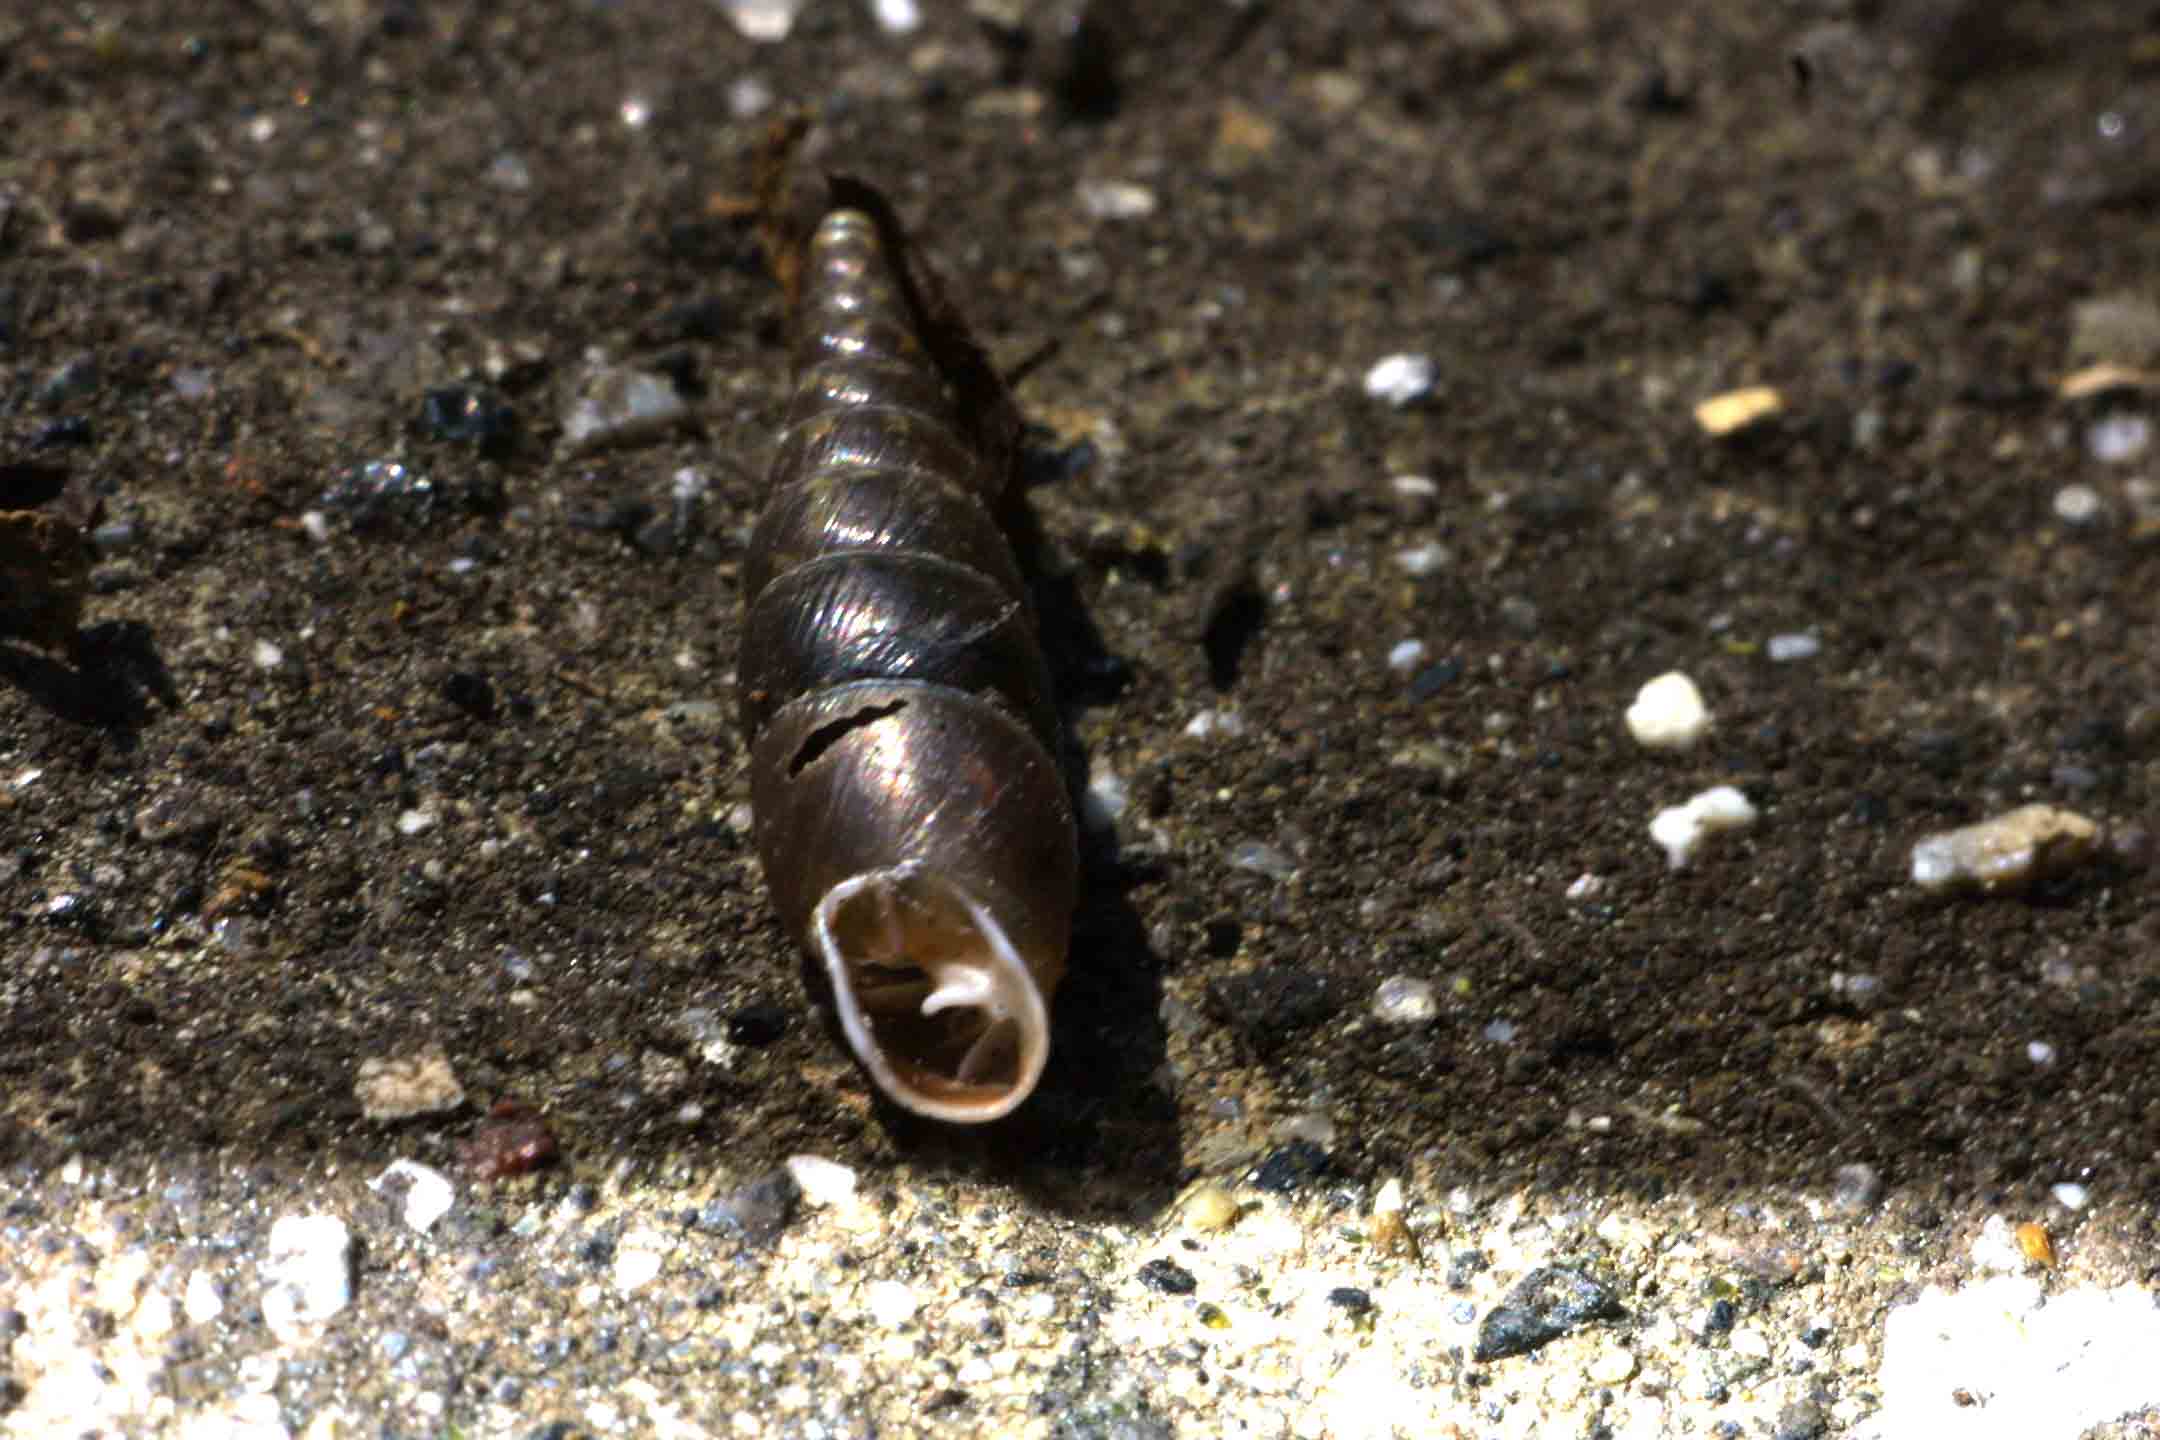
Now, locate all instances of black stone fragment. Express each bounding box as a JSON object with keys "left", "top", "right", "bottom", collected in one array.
[
  {"left": 725, "top": 1000, "right": 787, "bottom": 1048},
  {"left": 443, "top": 670, "right": 496, "bottom": 720},
  {"left": 1136, "top": 1258, "right": 1196, "bottom": 1295},
  {"left": 1473, "top": 1266, "right": 1624, "bottom": 1362},
  {"left": 1326, "top": 1287, "right": 1373, "bottom": 1315},
  {"left": 1250, "top": 1139, "right": 1328, "bottom": 1194}
]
